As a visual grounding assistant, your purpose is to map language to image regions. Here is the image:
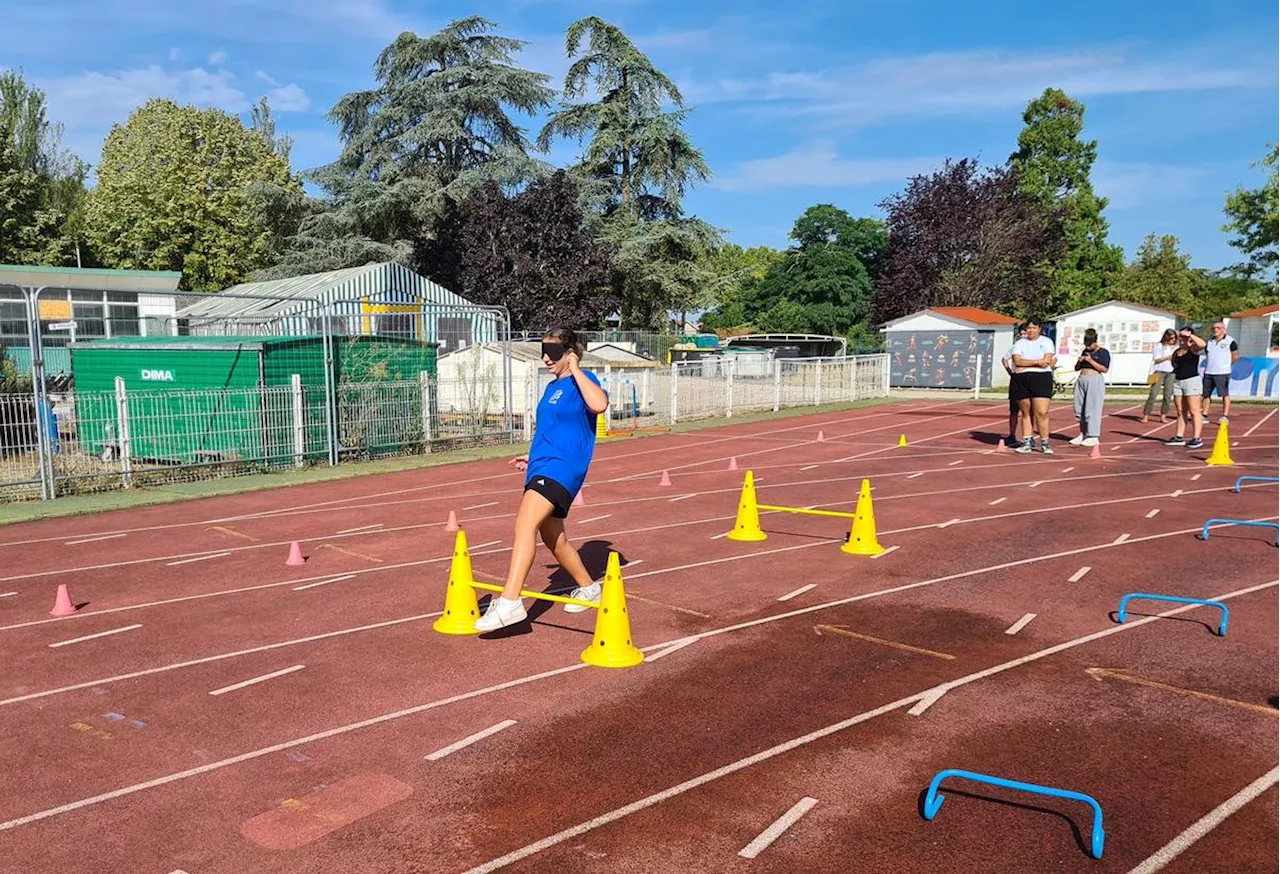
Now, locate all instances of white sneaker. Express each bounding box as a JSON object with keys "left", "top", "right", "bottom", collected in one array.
[
  {"left": 474, "top": 596, "right": 527, "bottom": 631},
  {"left": 1081, "top": 437, "right": 1099, "bottom": 447},
  {"left": 1069, "top": 434, "right": 1085, "bottom": 446},
  {"left": 564, "top": 582, "right": 601, "bottom": 614}
]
